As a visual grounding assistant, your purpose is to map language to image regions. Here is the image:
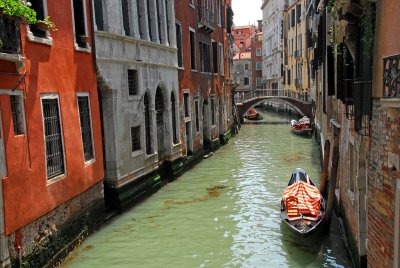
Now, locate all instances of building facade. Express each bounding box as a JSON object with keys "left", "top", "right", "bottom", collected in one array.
[
  {"left": 92, "top": 0, "right": 182, "bottom": 209},
  {"left": 283, "top": 0, "right": 313, "bottom": 100},
  {"left": 174, "top": 0, "right": 235, "bottom": 161},
  {"left": 0, "top": 0, "right": 104, "bottom": 266},
  {"left": 261, "top": 0, "right": 284, "bottom": 89},
  {"left": 252, "top": 31, "right": 263, "bottom": 90}
]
